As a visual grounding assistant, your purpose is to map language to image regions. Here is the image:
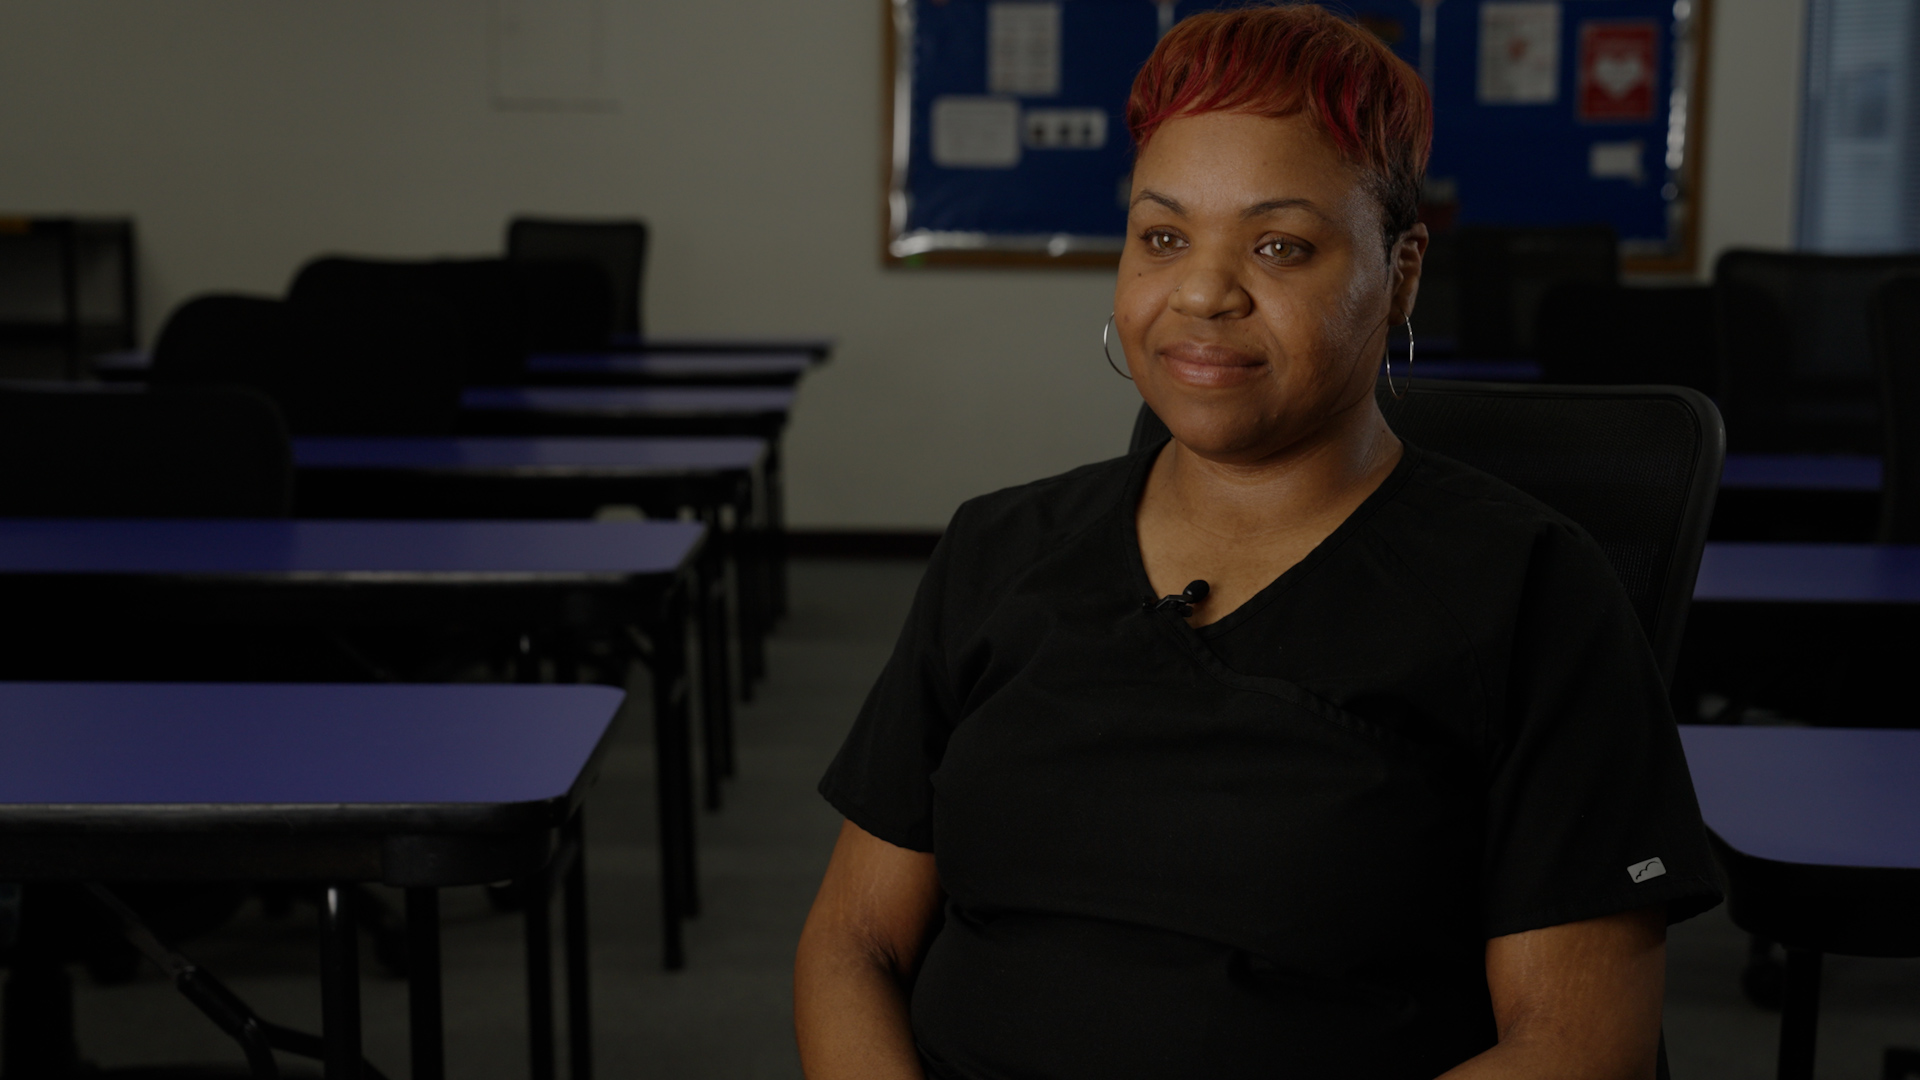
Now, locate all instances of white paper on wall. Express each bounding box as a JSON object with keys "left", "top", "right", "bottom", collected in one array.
[
  {"left": 931, "top": 96, "right": 1023, "bottom": 168},
  {"left": 1589, "top": 141, "right": 1646, "bottom": 183},
  {"left": 491, "top": 0, "right": 614, "bottom": 110},
  {"left": 1478, "top": 2, "right": 1561, "bottom": 104},
  {"left": 989, "top": 3, "right": 1062, "bottom": 97}
]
